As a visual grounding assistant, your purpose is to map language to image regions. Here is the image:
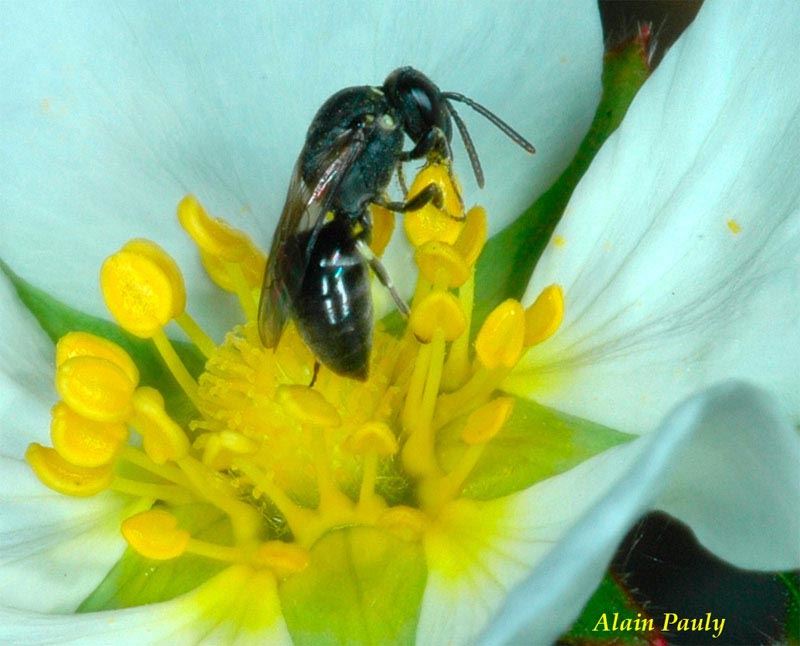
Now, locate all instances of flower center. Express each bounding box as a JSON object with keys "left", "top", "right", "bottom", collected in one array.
[{"left": 25, "top": 162, "right": 564, "bottom": 621}]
